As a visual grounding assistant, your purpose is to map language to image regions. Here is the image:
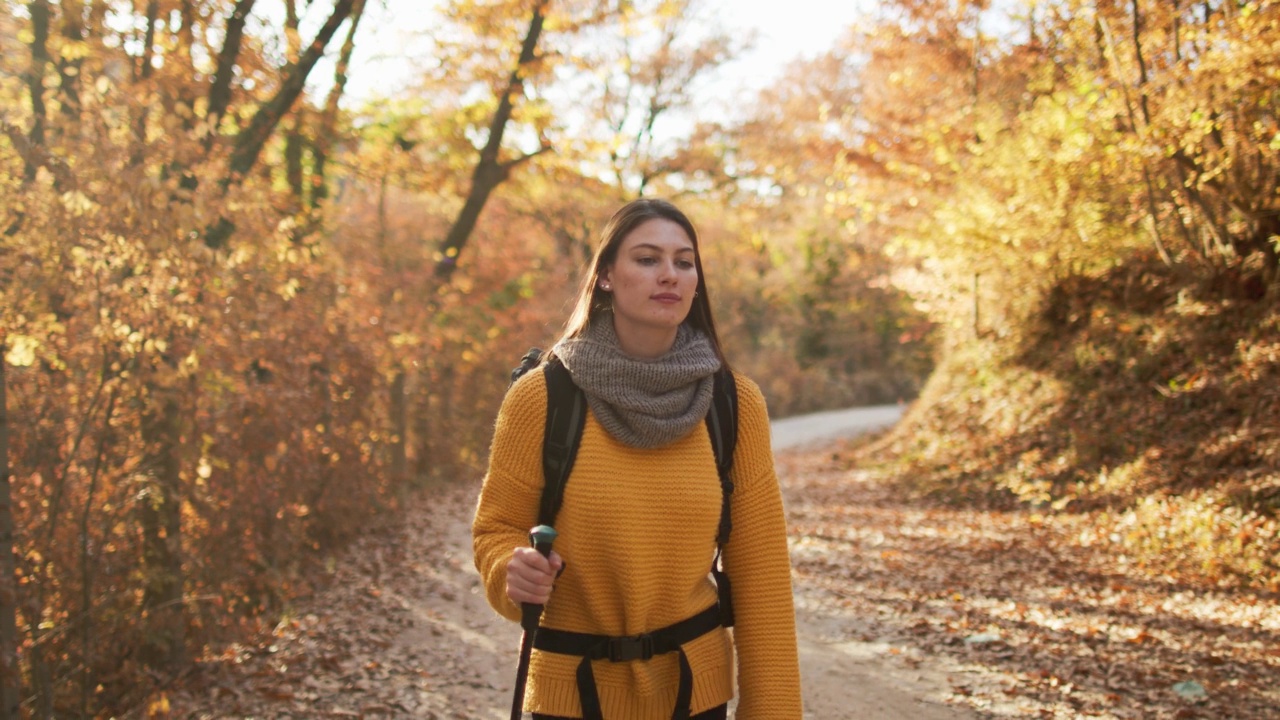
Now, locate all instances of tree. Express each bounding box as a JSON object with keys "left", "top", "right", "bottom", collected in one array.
[
  {"left": 433, "top": 0, "right": 554, "bottom": 280},
  {"left": 558, "top": 0, "right": 744, "bottom": 197},
  {"left": 0, "top": 339, "right": 17, "bottom": 720},
  {"left": 205, "top": 0, "right": 360, "bottom": 247}
]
